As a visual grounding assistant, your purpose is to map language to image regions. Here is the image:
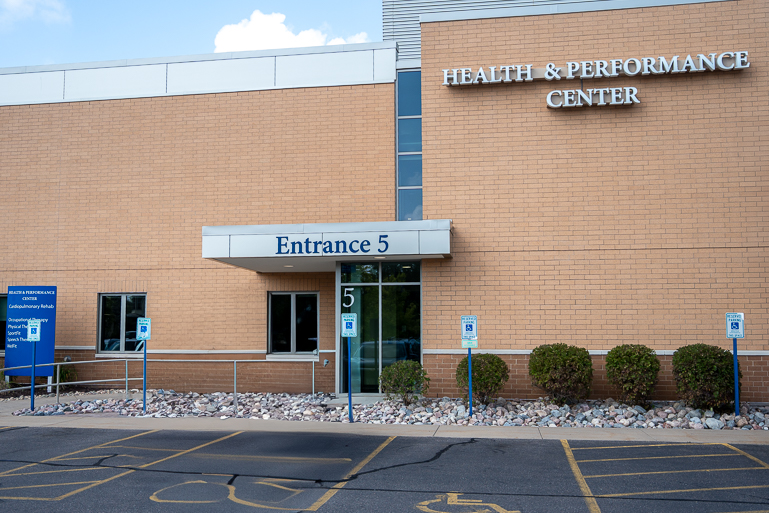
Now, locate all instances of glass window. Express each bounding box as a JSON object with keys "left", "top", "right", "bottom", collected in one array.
[
  {"left": 269, "top": 293, "right": 318, "bottom": 354},
  {"left": 397, "top": 70, "right": 422, "bottom": 222},
  {"left": 398, "top": 154, "right": 422, "bottom": 187},
  {"left": 398, "top": 189, "right": 423, "bottom": 221},
  {"left": 382, "top": 284, "right": 421, "bottom": 369},
  {"left": 341, "top": 261, "right": 421, "bottom": 394},
  {"left": 99, "top": 293, "right": 146, "bottom": 353},
  {"left": 383, "top": 262, "right": 420, "bottom": 283},
  {"left": 0, "top": 295, "right": 6, "bottom": 352},
  {"left": 341, "top": 263, "right": 379, "bottom": 284},
  {"left": 397, "top": 71, "right": 421, "bottom": 116},
  {"left": 398, "top": 118, "right": 422, "bottom": 153}
]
